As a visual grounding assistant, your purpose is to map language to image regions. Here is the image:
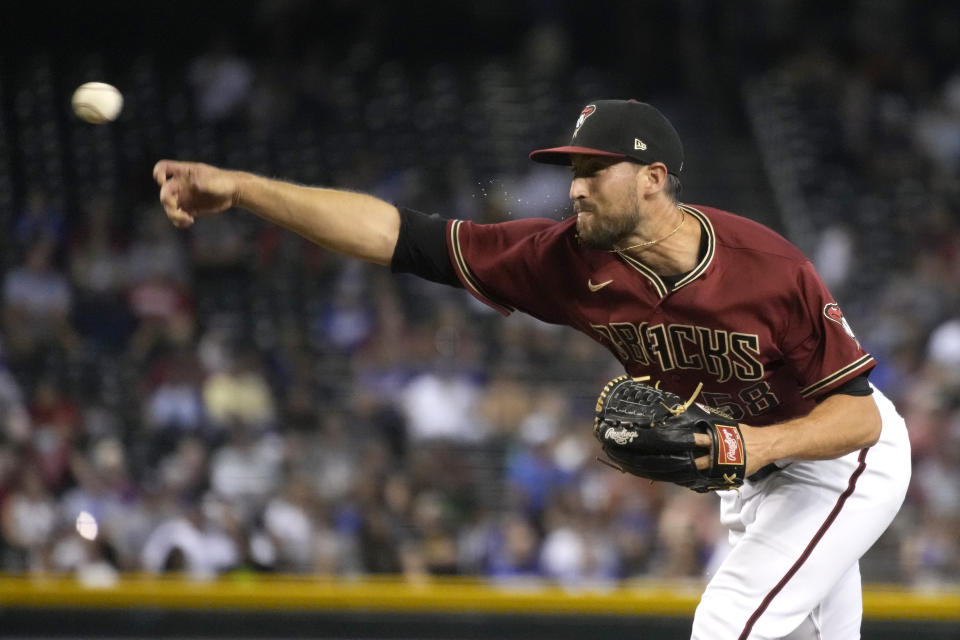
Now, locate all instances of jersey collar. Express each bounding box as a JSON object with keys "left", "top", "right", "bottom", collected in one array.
[{"left": 615, "top": 204, "right": 715, "bottom": 298}]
